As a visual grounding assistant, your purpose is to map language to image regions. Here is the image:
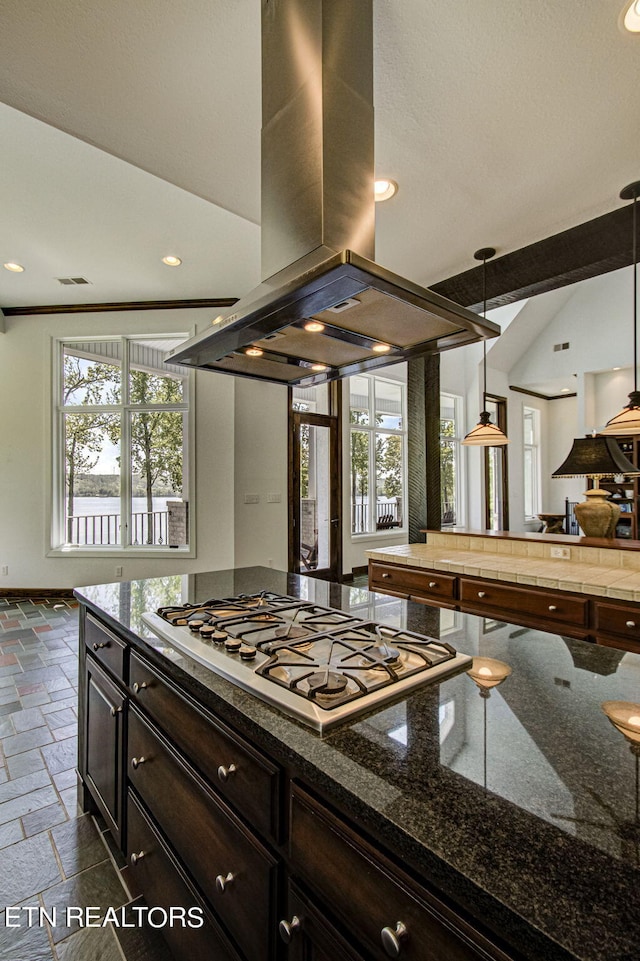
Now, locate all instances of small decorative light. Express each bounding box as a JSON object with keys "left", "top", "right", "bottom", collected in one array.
[
  {"left": 560, "top": 388, "right": 571, "bottom": 393},
  {"left": 602, "top": 701, "right": 640, "bottom": 744},
  {"left": 622, "top": 0, "right": 640, "bottom": 32},
  {"left": 372, "top": 343, "right": 391, "bottom": 353},
  {"left": 374, "top": 179, "right": 398, "bottom": 202},
  {"left": 3, "top": 262, "right": 24, "bottom": 272},
  {"left": 245, "top": 347, "right": 263, "bottom": 357},
  {"left": 304, "top": 321, "right": 325, "bottom": 333},
  {"left": 162, "top": 255, "right": 182, "bottom": 267},
  {"left": 311, "top": 363, "right": 328, "bottom": 372}
]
